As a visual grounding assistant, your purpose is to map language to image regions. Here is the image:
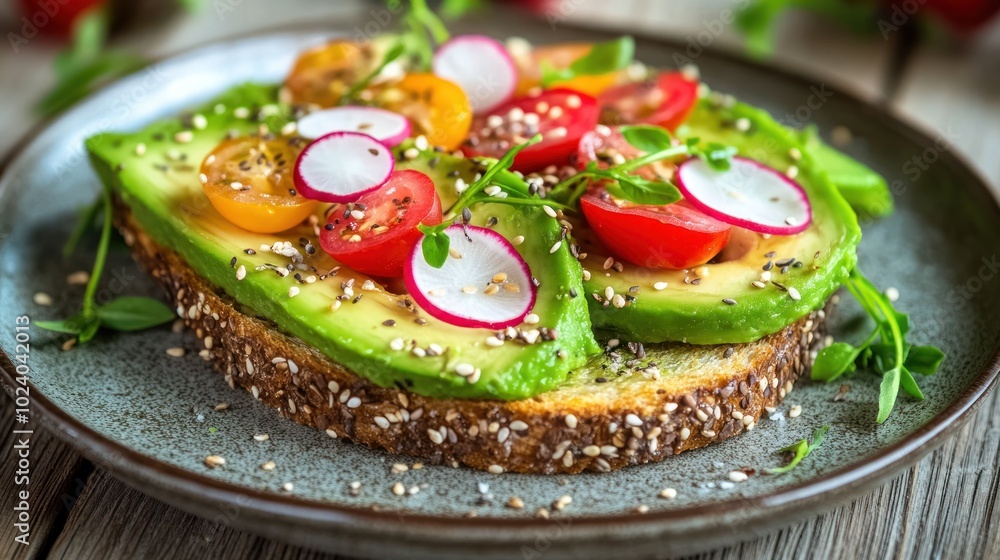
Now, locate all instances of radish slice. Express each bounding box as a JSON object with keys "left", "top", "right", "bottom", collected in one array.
[
  {"left": 293, "top": 132, "right": 394, "bottom": 203},
  {"left": 297, "top": 106, "right": 411, "bottom": 147},
  {"left": 675, "top": 156, "right": 812, "bottom": 235},
  {"left": 433, "top": 35, "right": 517, "bottom": 114},
  {"left": 405, "top": 225, "right": 536, "bottom": 329}
]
